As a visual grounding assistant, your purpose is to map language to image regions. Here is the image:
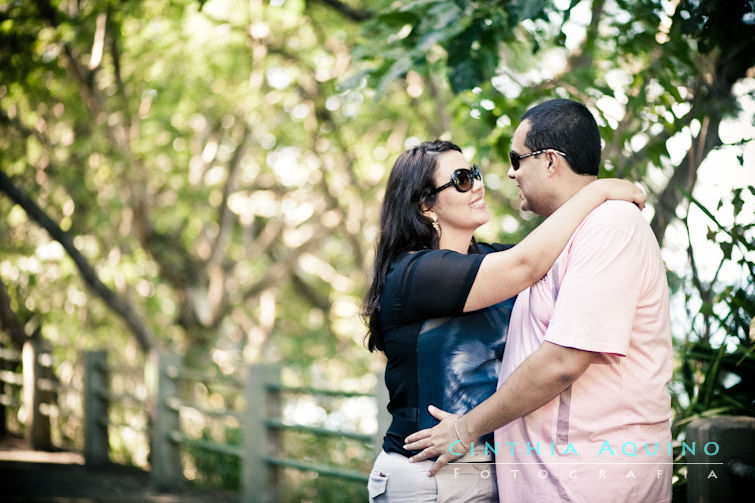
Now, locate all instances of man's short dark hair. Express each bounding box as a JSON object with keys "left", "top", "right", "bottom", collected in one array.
[{"left": 521, "top": 98, "right": 601, "bottom": 176}]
